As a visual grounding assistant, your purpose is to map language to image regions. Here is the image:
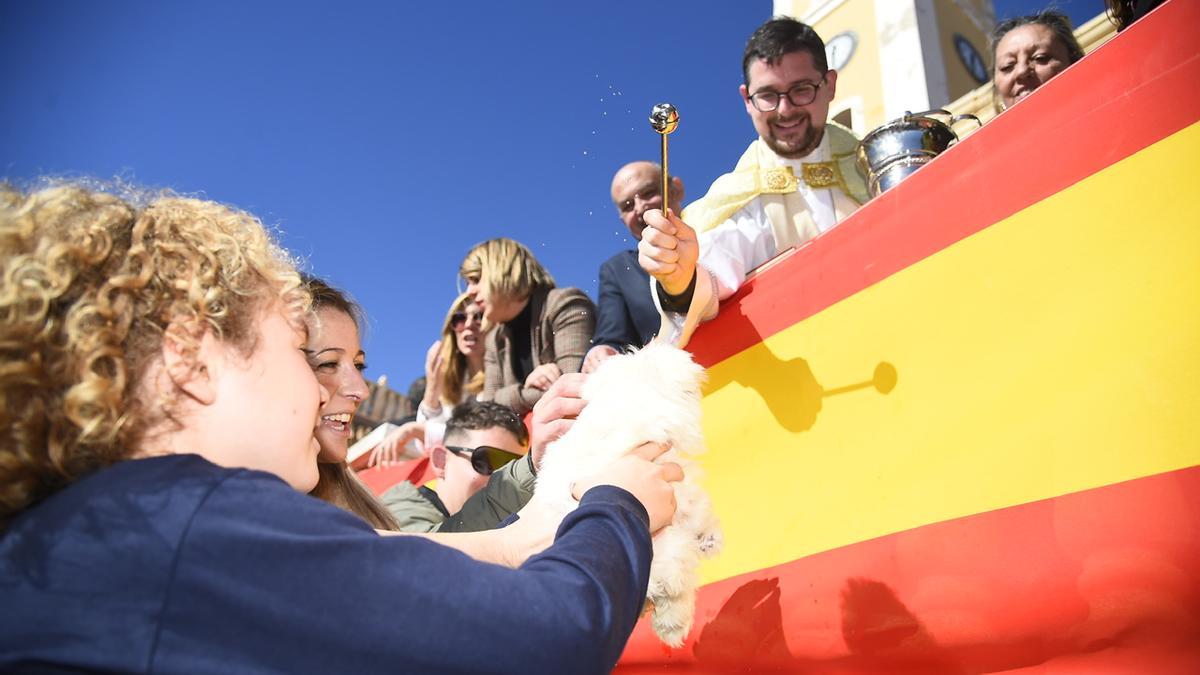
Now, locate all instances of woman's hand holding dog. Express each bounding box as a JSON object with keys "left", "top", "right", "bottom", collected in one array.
[{"left": 573, "top": 442, "right": 682, "bottom": 534}]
